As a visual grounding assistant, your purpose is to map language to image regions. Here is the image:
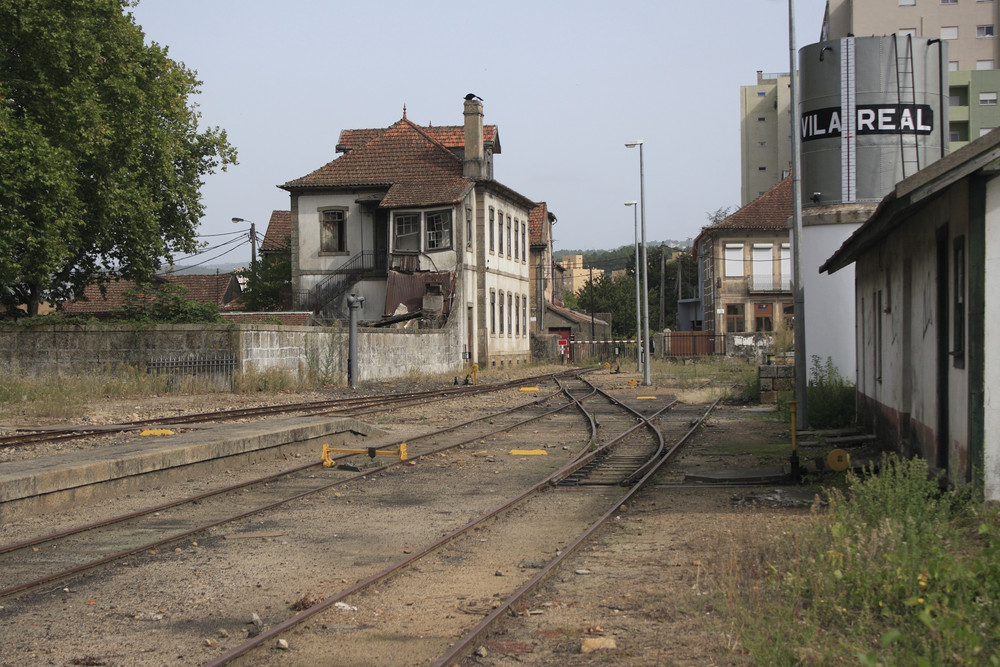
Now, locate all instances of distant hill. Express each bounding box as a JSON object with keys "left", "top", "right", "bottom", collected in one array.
[
  {"left": 554, "top": 239, "right": 692, "bottom": 272},
  {"left": 162, "top": 261, "right": 247, "bottom": 275}
]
